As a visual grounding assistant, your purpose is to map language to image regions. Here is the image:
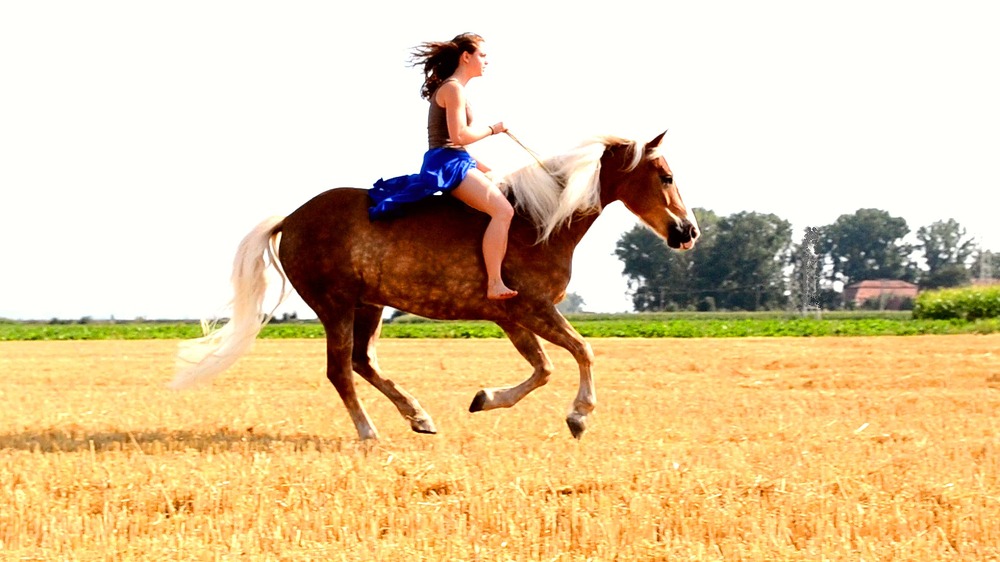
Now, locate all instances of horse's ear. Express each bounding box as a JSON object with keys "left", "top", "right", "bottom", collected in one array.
[{"left": 648, "top": 130, "right": 668, "bottom": 150}]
